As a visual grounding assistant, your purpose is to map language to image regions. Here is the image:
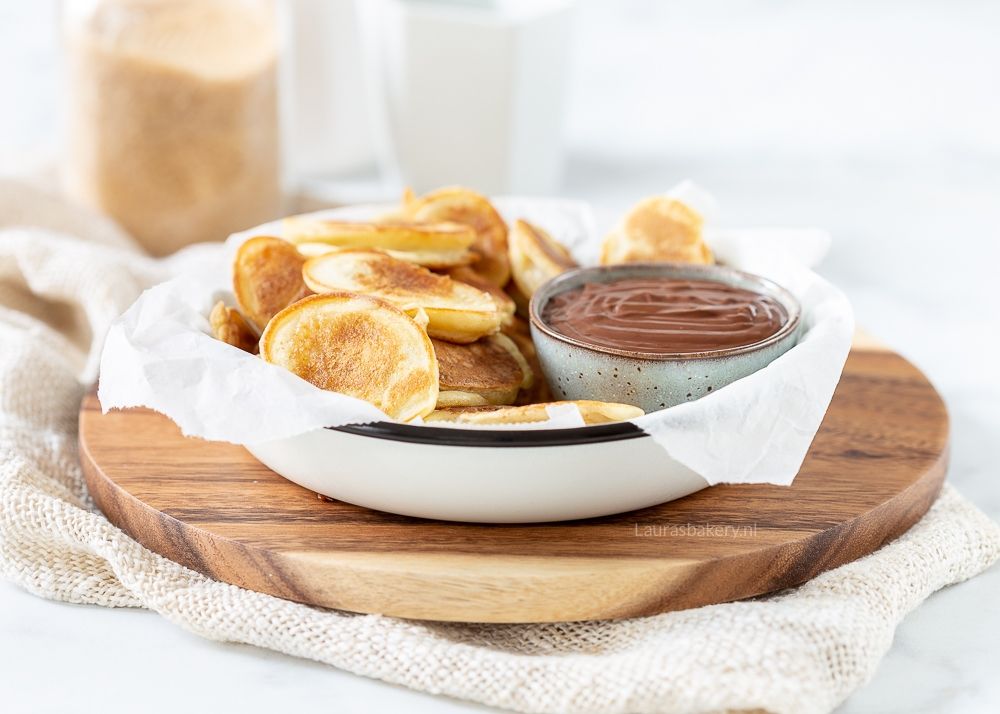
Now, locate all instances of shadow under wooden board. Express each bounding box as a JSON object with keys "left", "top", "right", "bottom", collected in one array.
[{"left": 79, "top": 345, "right": 948, "bottom": 623}]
